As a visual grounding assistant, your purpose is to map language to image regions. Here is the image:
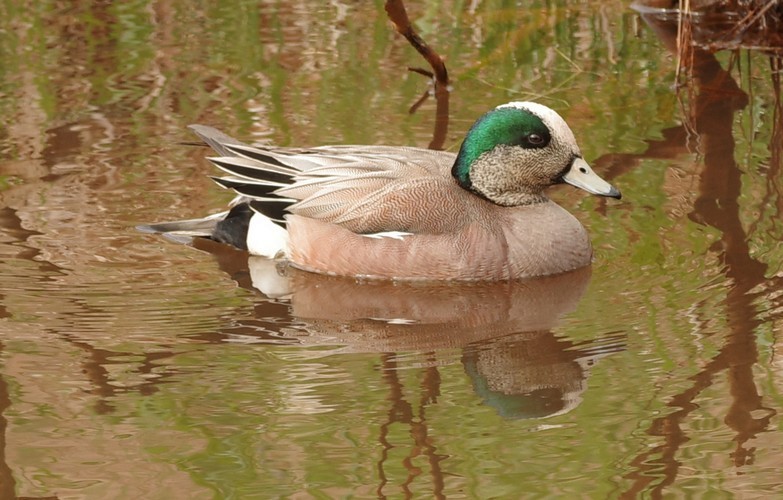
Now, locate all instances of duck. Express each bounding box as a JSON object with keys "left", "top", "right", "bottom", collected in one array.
[{"left": 139, "top": 101, "right": 621, "bottom": 281}]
